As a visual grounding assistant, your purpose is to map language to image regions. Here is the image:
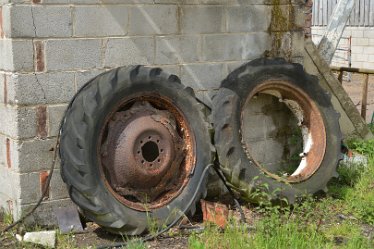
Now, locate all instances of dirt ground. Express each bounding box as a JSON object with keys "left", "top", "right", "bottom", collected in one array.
[
  {"left": 341, "top": 73, "right": 374, "bottom": 123},
  {"left": 0, "top": 205, "right": 255, "bottom": 249}
]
